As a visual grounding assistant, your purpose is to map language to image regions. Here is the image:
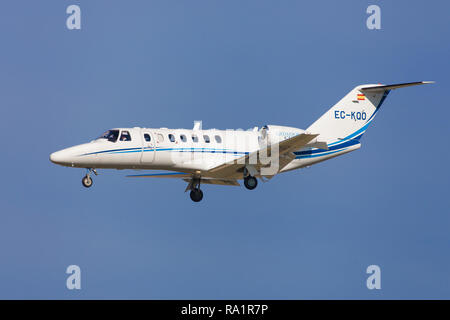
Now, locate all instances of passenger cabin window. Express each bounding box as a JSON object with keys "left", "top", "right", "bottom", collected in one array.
[
  {"left": 215, "top": 135, "right": 222, "bottom": 143},
  {"left": 144, "top": 133, "right": 151, "bottom": 142},
  {"left": 157, "top": 134, "right": 164, "bottom": 142},
  {"left": 168, "top": 134, "right": 175, "bottom": 142},
  {"left": 180, "top": 134, "right": 187, "bottom": 142},
  {"left": 119, "top": 130, "right": 132, "bottom": 141},
  {"left": 192, "top": 135, "right": 198, "bottom": 143},
  {"left": 98, "top": 130, "right": 119, "bottom": 142},
  {"left": 203, "top": 135, "right": 210, "bottom": 143}
]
